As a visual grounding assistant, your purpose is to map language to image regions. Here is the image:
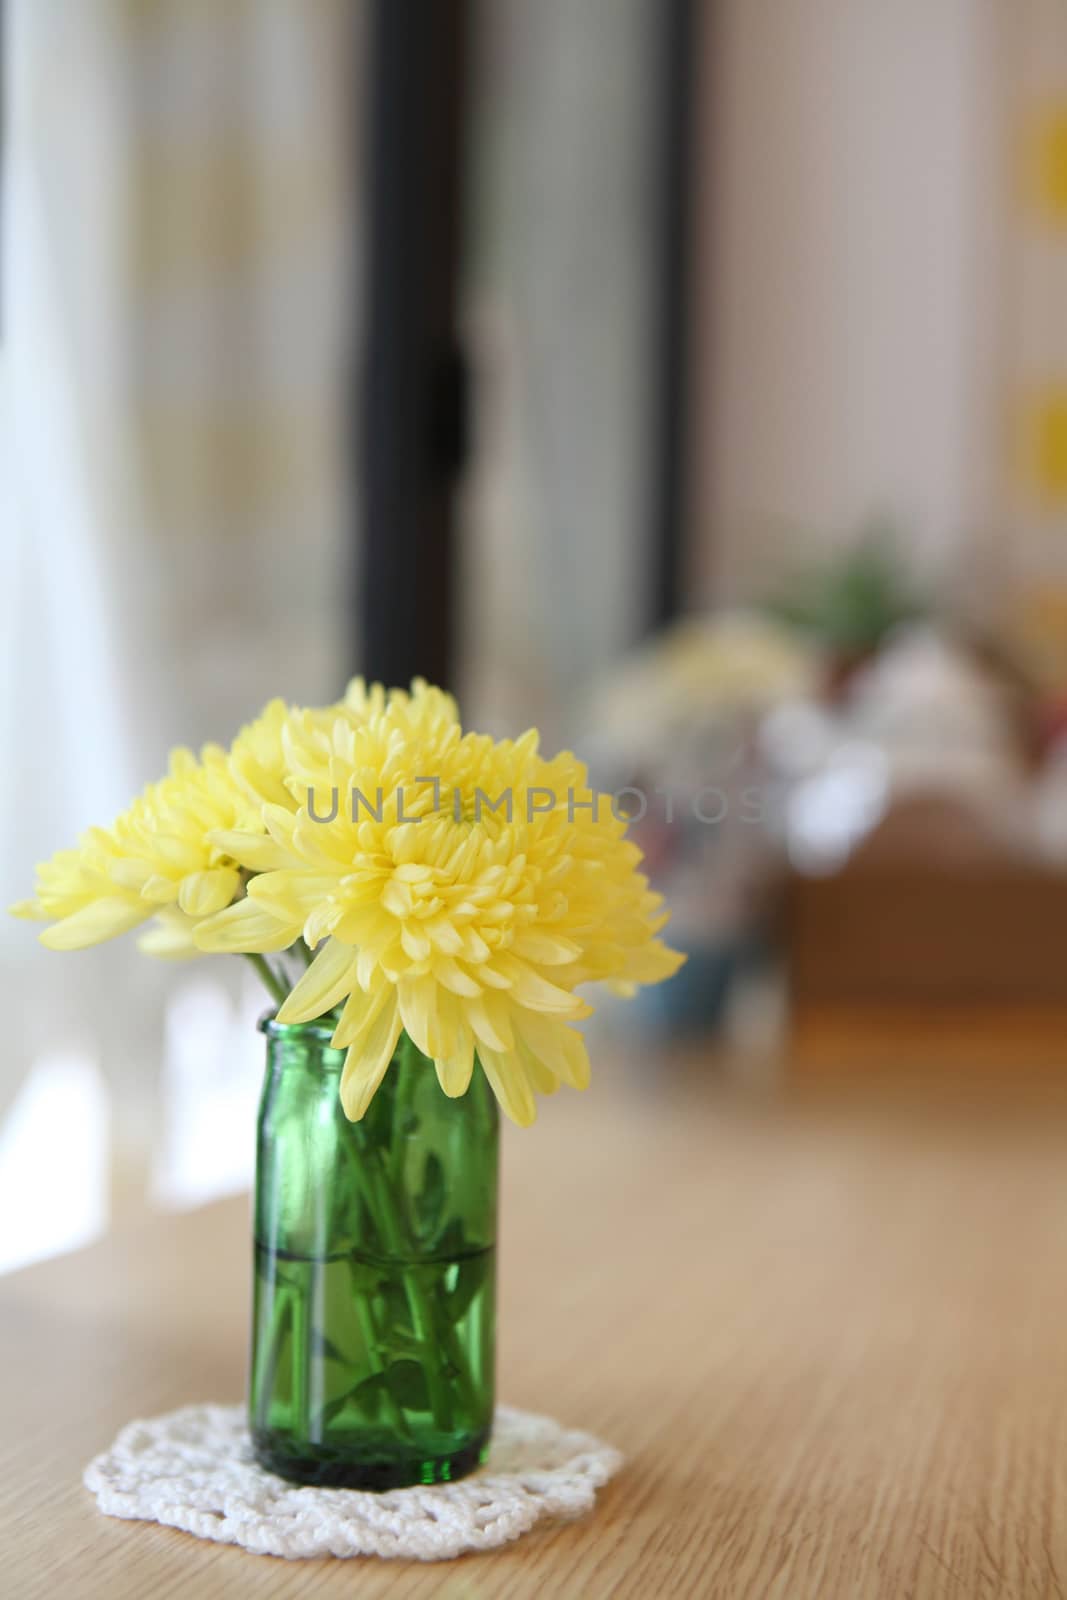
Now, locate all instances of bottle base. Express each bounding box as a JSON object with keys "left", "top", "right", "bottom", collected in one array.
[{"left": 251, "top": 1427, "right": 491, "bottom": 1490}]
